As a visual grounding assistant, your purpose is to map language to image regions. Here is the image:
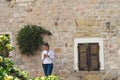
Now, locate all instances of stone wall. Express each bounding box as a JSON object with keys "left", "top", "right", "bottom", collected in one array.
[{"left": 0, "top": 0, "right": 120, "bottom": 79}]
